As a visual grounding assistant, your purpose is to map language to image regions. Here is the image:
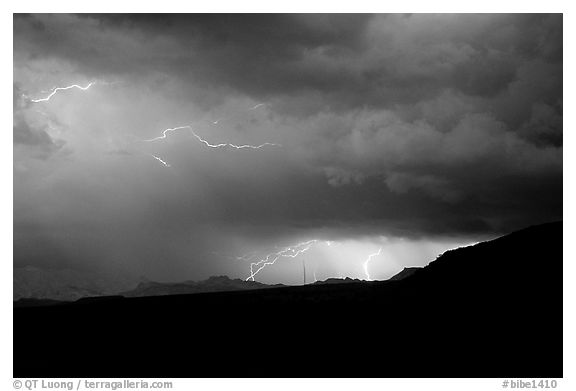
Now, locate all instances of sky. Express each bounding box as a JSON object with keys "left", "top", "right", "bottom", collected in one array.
[{"left": 13, "top": 14, "right": 562, "bottom": 287}]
